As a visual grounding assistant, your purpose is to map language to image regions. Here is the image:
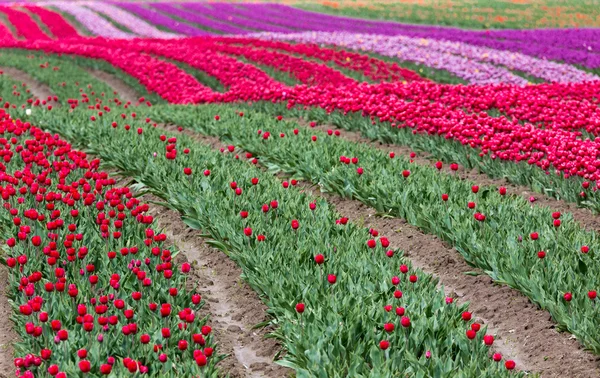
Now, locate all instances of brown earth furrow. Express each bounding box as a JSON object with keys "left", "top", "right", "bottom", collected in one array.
[
  {"left": 144, "top": 195, "right": 291, "bottom": 378},
  {"left": 0, "top": 266, "right": 17, "bottom": 375},
  {"left": 0, "top": 66, "right": 54, "bottom": 101},
  {"left": 84, "top": 68, "right": 139, "bottom": 104}
]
